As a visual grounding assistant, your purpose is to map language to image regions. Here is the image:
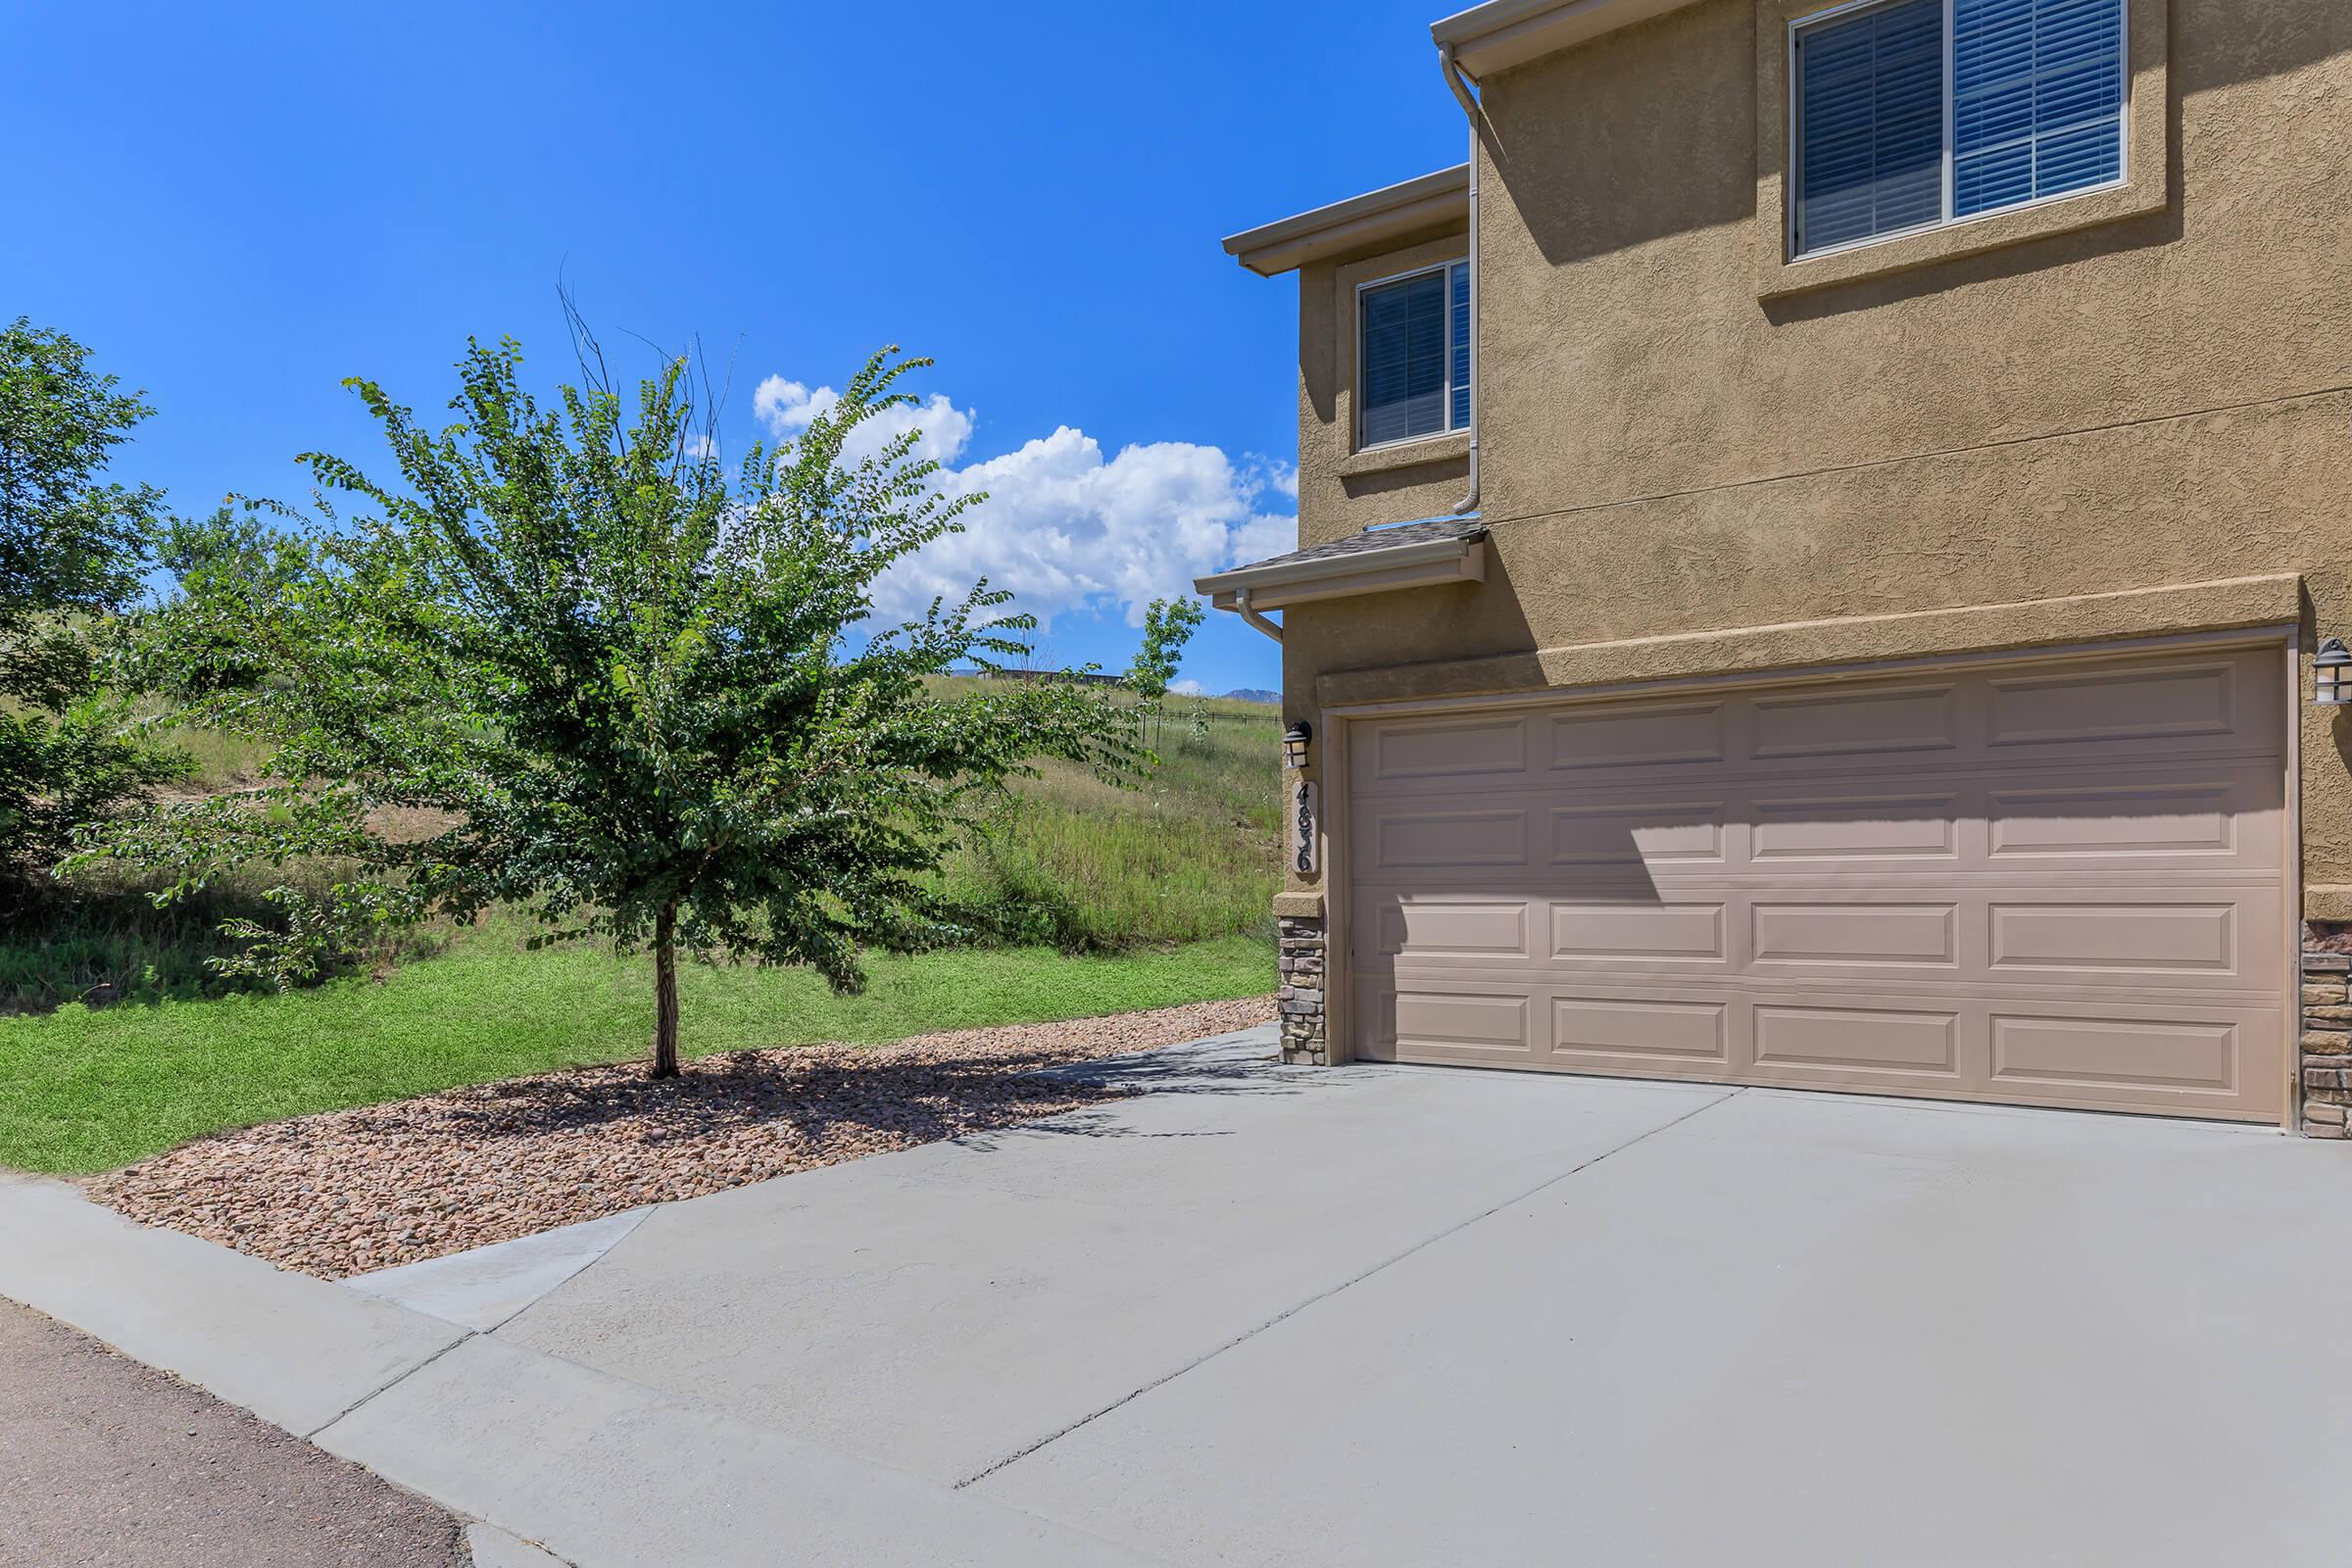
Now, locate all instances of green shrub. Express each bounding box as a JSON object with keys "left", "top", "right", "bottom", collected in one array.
[{"left": 0, "top": 860, "right": 445, "bottom": 1013}]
